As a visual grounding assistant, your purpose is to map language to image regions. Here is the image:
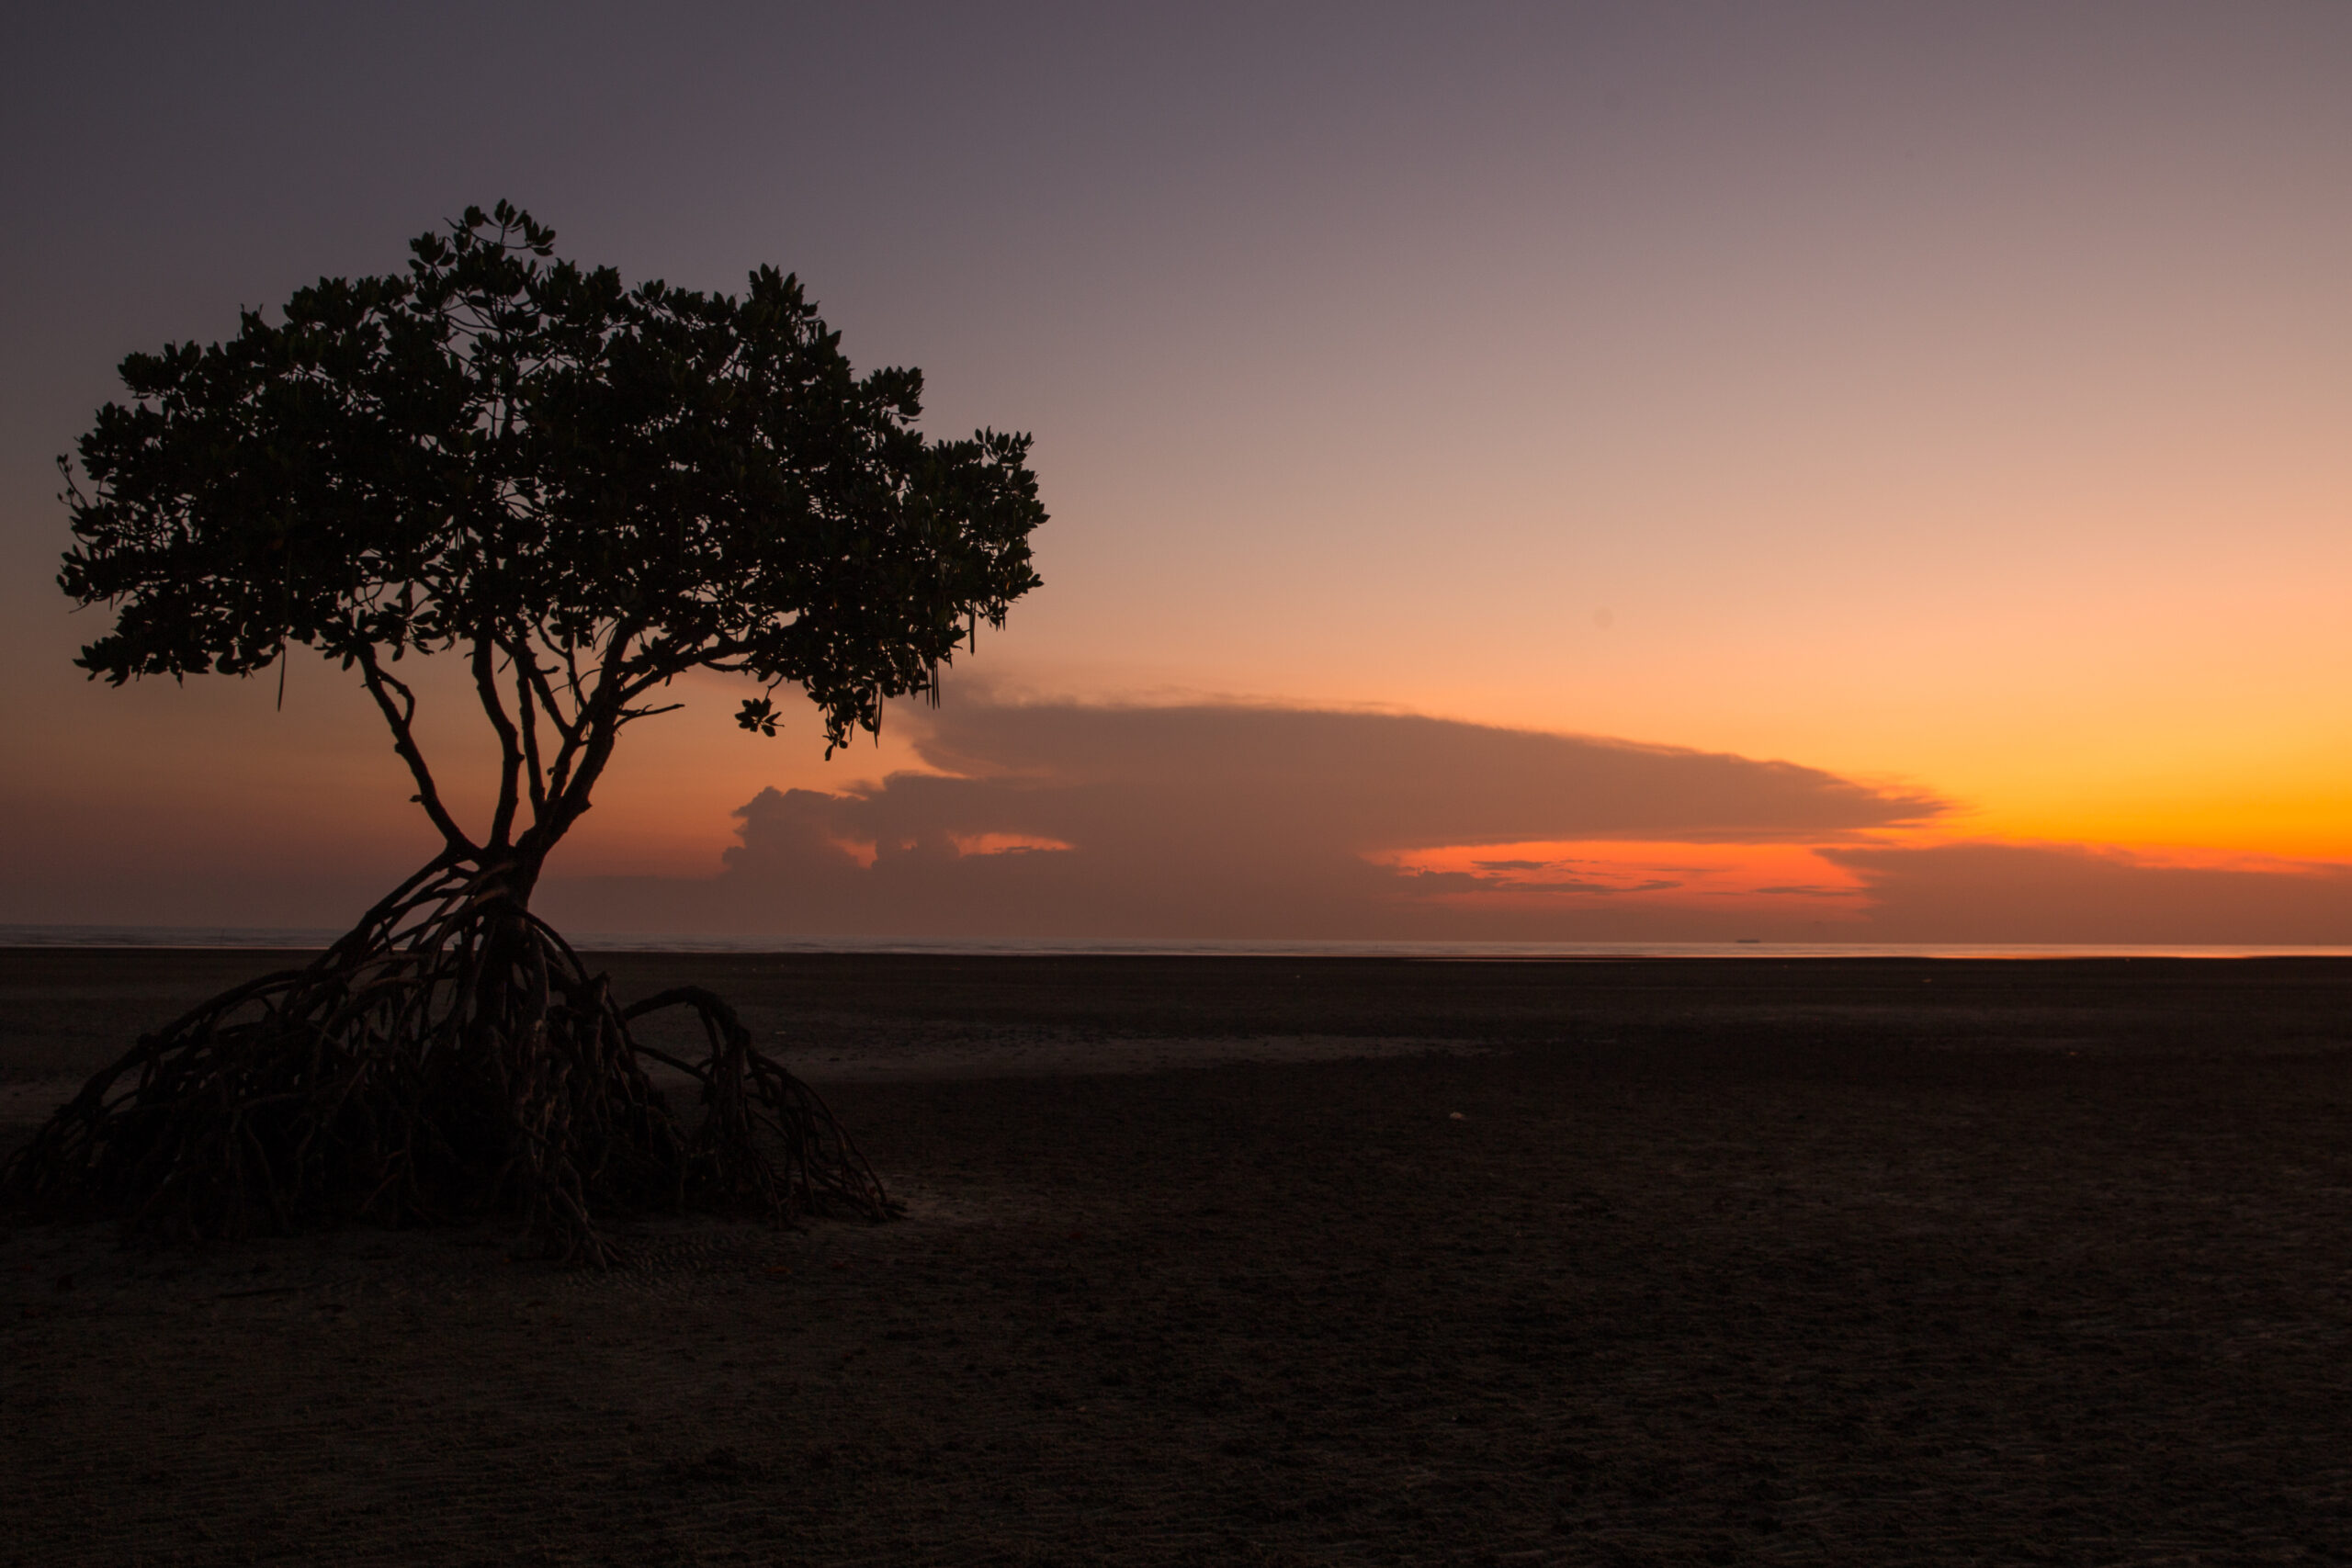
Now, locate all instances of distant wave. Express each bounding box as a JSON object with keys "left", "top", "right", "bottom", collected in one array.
[{"left": 6, "top": 925, "right": 2352, "bottom": 960}]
